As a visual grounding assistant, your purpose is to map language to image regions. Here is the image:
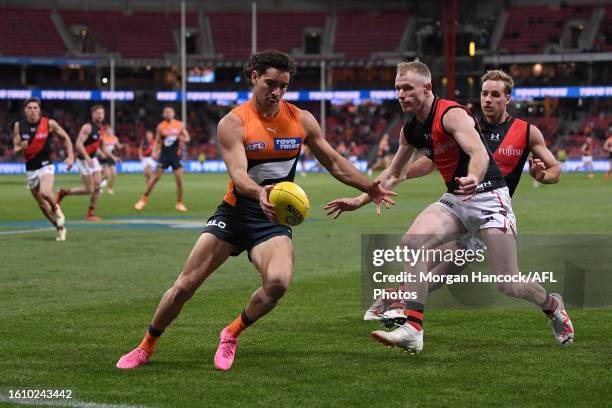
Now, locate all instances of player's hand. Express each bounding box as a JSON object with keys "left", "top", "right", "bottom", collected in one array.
[
  {"left": 528, "top": 158, "right": 547, "bottom": 182},
  {"left": 259, "top": 185, "right": 277, "bottom": 222},
  {"left": 20, "top": 141, "right": 28, "bottom": 151},
  {"left": 86, "top": 157, "right": 94, "bottom": 168},
  {"left": 324, "top": 197, "right": 363, "bottom": 219},
  {"left": 365, "top": 181, "right": 397, "bottom": 215},
  {"left": 454, "top": 175, "right": 478, "bottom": 196},
  {"left": 152, "top": 151, "right": 159, "bottom": 160},
  {"left": 64, "top": 156, "right": 74, "bottom": 171}
]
